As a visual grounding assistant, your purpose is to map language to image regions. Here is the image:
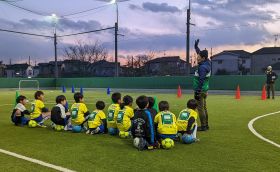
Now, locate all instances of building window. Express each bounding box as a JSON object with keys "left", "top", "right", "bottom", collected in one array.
[{"left": 218, "top": 60, "right": 223, "bottom": 64}]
